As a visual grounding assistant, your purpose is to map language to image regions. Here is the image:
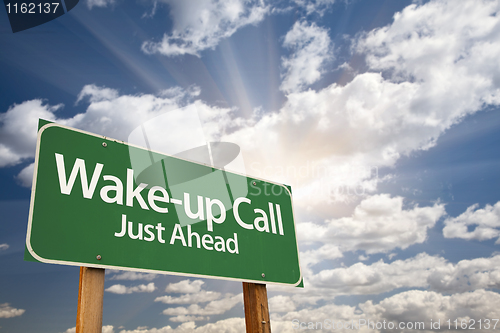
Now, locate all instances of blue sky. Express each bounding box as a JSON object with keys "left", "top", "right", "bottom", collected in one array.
[{"left": 1, "top": 0, "right": 500, "bottom": 332}]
